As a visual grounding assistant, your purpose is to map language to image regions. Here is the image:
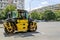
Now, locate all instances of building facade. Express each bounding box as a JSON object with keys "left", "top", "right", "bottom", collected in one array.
[
  {"left": 0, "top": 0, "right": 8, "bottom": 10},
  {"left": 13, "top": 0, "right": 24, "bottom": 10},
  {"left": 0, "top": 0, "right": 24, "bottom": 10},
  {"left": 8, "top": 0, "right": 13, "bottom": 4}
]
